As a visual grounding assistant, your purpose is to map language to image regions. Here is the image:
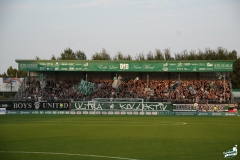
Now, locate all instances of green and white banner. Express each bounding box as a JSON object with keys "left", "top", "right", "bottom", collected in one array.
[
  {"left": 71, "top": 101, "right": 172, "bottom": 111},
  {"left": 17, "top": 60, "right": 234, "bottom": 72}
]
